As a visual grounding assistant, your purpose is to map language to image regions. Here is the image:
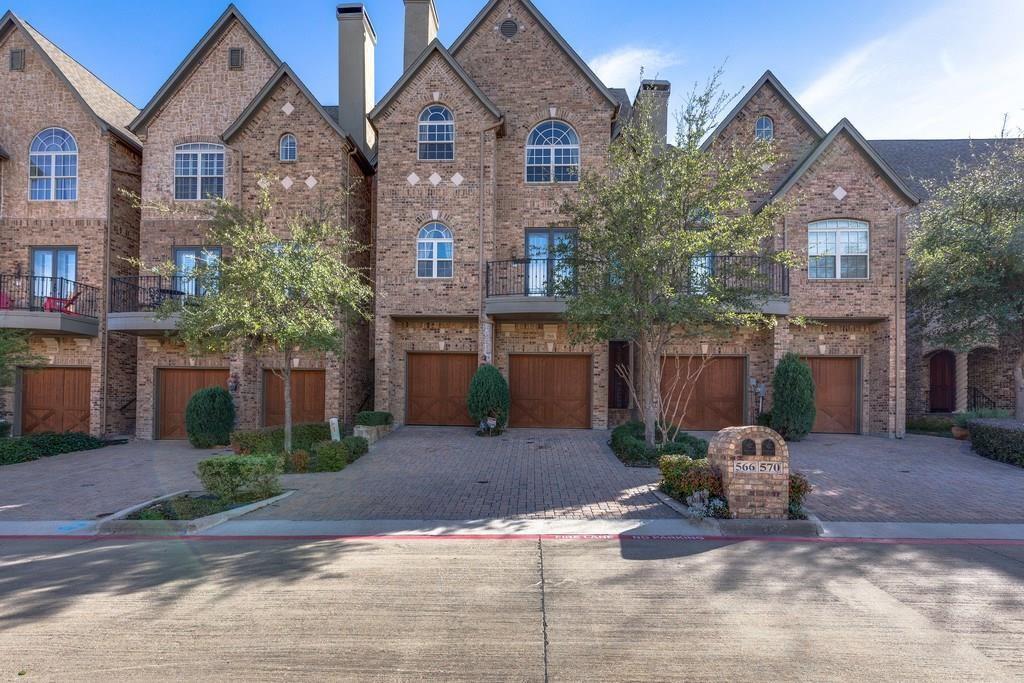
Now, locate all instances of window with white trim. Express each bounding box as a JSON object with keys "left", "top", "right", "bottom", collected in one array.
[
  {"left": 526, "top": 120, "right": 579, "bottom": 183},
  {"left": 808, "top": 219, "right": 869, "bottom": 279},
  {"left": 174, "top": 246, "right": 221, "bottom": 296},
  {"left": 755, "top": 115, "right": 774, "bottom": 141},
  {"left": 279, "top": 133, "right": 297, "bottom": 161},
  {"left": 416, "top": 222, "right": 453, "bottom": 278},
  {"left": 174, "top": 143, "right": 224, "bottom": 200},
  {"left": 29, "top": 128, "right": 77, "bottom": 201},
  {"left": 418, "top": 105, "right": 454, "bottom": 161}
]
